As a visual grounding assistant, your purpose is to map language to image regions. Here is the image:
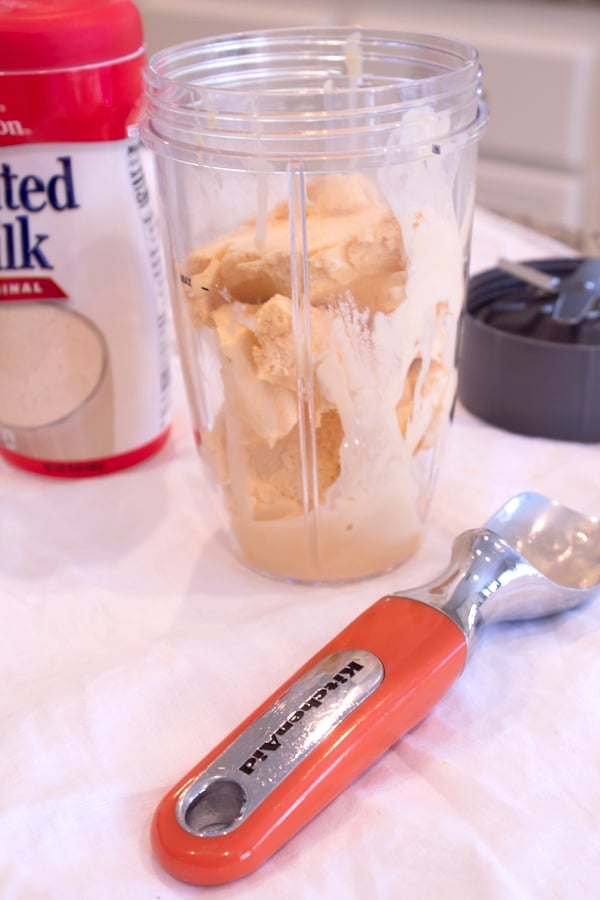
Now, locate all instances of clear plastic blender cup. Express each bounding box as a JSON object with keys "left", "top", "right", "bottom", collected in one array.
[{"left": 141, "top": 27, "right": 487, "bottom": 582}]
